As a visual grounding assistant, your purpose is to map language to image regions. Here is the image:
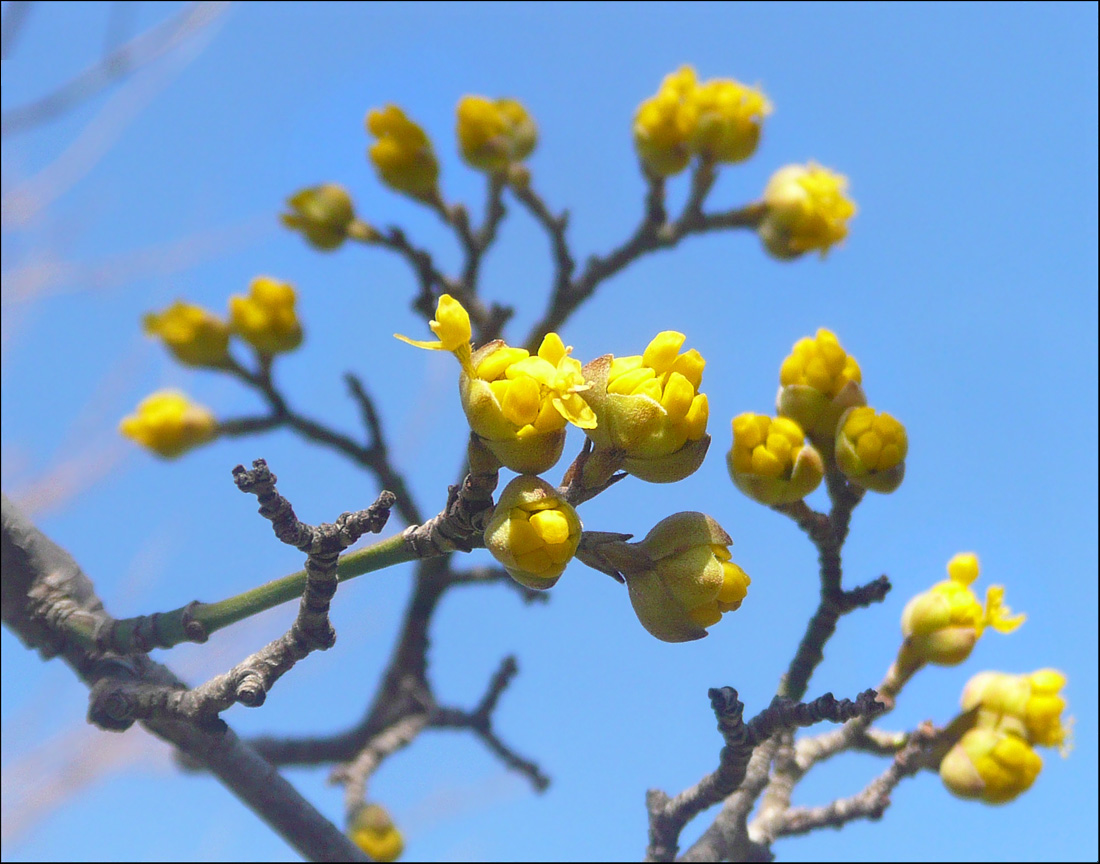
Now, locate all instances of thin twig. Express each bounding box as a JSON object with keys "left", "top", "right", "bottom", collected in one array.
[{"left": 2, "top": 2, "right": 228, "bottom": 137}]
